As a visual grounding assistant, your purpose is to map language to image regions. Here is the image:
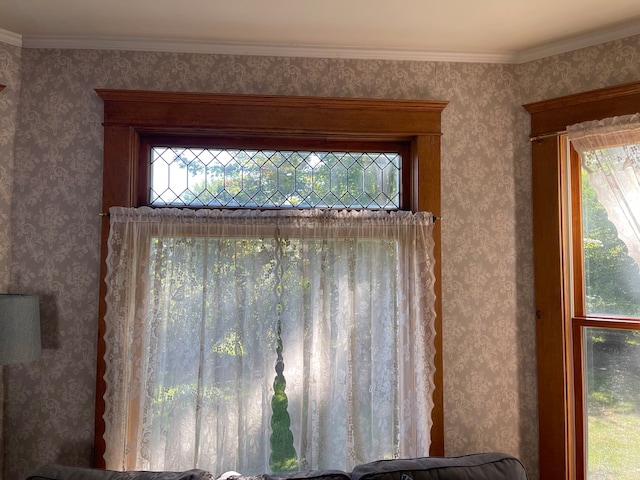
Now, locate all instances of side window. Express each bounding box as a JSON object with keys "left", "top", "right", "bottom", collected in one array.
[
  {"left": 567, "top": 128, "right": 640, "bottom": 480},
  {"left": 525, "top": 83, "right": 640, "bottom": 480}
]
